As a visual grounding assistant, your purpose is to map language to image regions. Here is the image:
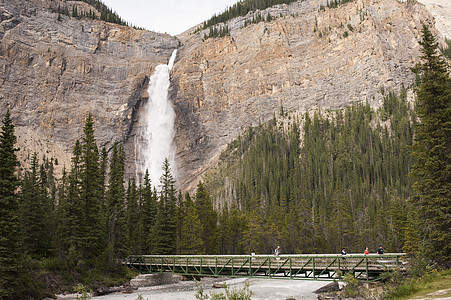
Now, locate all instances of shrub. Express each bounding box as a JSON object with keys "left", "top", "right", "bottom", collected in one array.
[{"left": 342, "top": 273, "right": 359, "bottom": 298}]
